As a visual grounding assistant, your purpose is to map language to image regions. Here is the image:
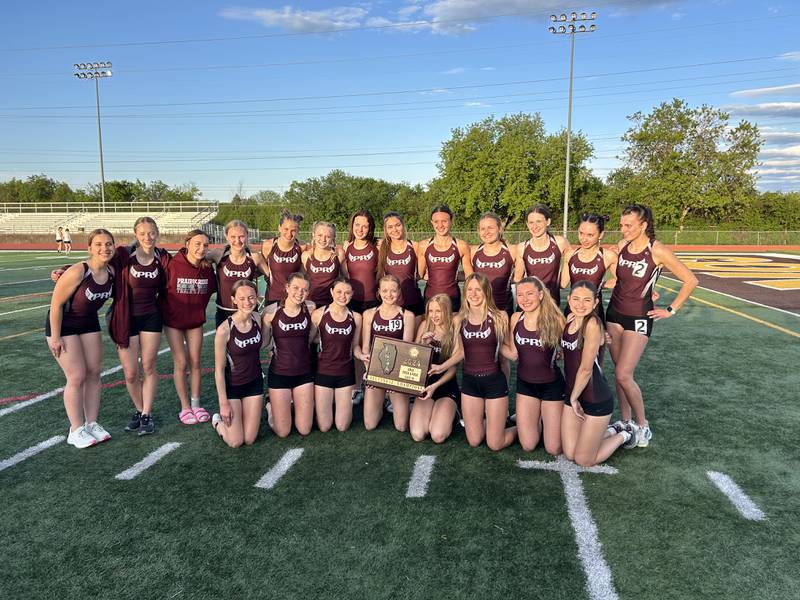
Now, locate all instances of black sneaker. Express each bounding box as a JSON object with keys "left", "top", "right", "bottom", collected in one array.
[
  {"left": 125, "top": 411, "right": 142, "bottom": 432},
  {"left": 138, "top": 413, "right": 155, "bottom": 436}
]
